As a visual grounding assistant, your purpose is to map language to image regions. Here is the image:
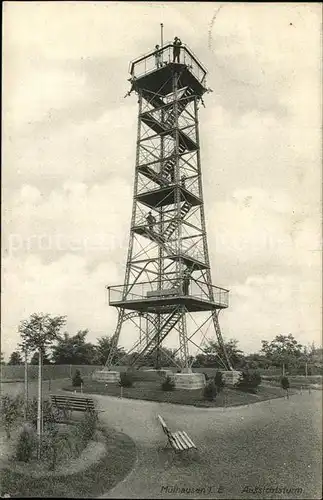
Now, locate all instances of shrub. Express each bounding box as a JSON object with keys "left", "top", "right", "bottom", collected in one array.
[
  {"left": 203, "top": 380, "right": 217, "bottom": 401},
  {"left": 72, "top": 369, "right": 83, "bottom": 387},
  {"left": 15, "top": 424, "right": 36, "bottom": 462},
  {"left": 119, "top": 372, "right": 134, "bottom": 388},
  {"left": 25, "top": 397, "right": 38, "bottom": 428},
  {"left": 203, "top": 372, "right": 210, "bottom": 381},
  {"left": 77, "top": 411, "right": 98, "bottom": 446},
  {"left": 214, "top": 371, "right": 225, "bottom": 393},
  {"left": 0, "top": 395, "right": 24, "bottom": 439},
  {"left": 161, "top": 375, "right": 175, "bottom": 391},
  {"left": 281, "top": 376, "right": 290, "bottom": 390},
  {"left": 235, "top": 370, "right": 262, "bottom": 393},
  {"left": 26, "top": 397, "right": 59, "bottom": 429},
  {"left": 40, "top": 424, "right": 61, "bottom": 470}
]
